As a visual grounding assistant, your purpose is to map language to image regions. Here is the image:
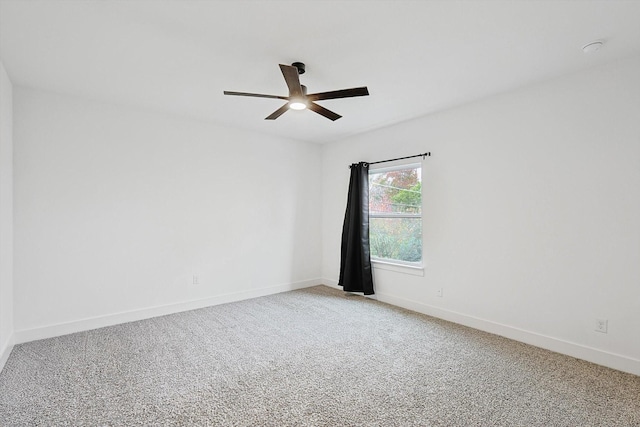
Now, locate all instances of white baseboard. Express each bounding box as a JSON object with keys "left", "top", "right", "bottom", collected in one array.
[
  {"left": 374, "top": 291, "right": 639, "bottom": 376},
  {"left": 321, "top": 278, "right": 339, "bottom": 288},
  {"left": 321, "top": 278, "right": 638, "bottom": 376},
  {"left": 0, "top": 333, "right": 14, "bottom": 374},
  {"left": 11, "top": 279, "right": 639, "bottom": 376},
  {"left": 14, "top": 279, "right": 322, "bottom": 345},
  {"left": 320, "top": 279, "right": 379, "bottom": 301}
]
